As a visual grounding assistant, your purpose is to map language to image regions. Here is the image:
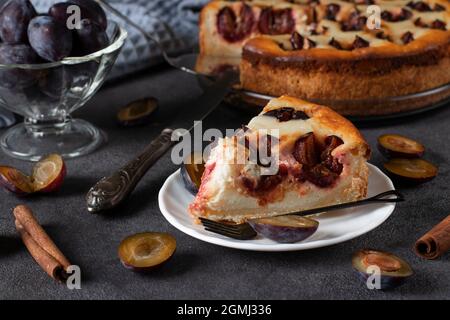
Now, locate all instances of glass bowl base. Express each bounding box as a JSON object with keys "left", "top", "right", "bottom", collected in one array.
[{"left": 0, "top": 119, "right": 105, "bottom": 161}]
